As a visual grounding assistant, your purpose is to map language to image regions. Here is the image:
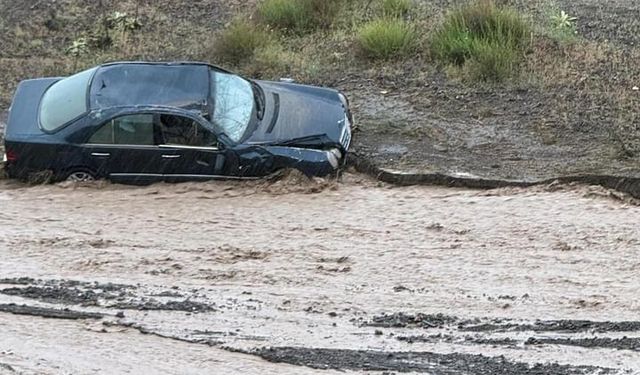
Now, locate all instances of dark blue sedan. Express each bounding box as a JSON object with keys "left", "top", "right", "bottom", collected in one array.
[{"left": 3, "top": 62, "right": 352, "bottom": 183}]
